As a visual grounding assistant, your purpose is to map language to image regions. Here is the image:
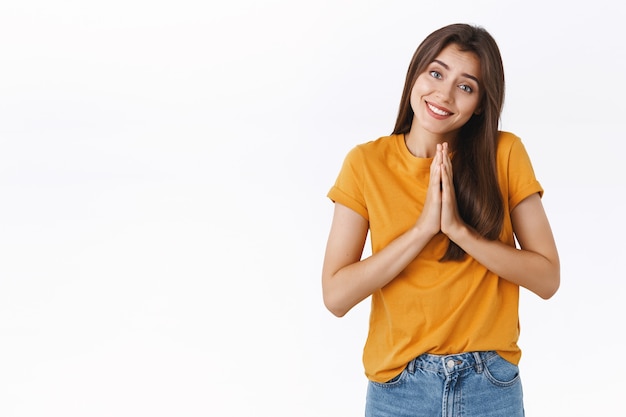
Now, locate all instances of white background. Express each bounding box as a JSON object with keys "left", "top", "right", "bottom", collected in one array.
[{"left": 1, "top": 1, "right": 624, "bottom": 416}]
